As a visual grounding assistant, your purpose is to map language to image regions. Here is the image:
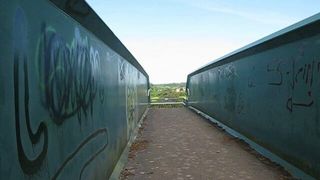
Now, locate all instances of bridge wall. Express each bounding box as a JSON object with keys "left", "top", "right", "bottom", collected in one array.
[
  {"left": 187, "top": 14, "right": 320, "bottom": 178},
  {"left": 0, "top": 0, "right": 149, "bottom": 179}
]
